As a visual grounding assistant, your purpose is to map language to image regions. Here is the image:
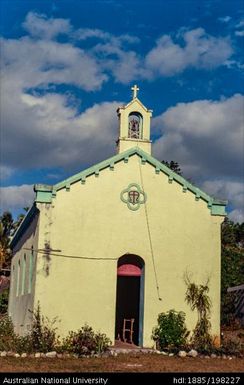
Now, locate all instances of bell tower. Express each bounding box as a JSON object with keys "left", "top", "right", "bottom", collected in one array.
[{"left": 116, "top": 85, "right": 152, "bottom": 154}]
